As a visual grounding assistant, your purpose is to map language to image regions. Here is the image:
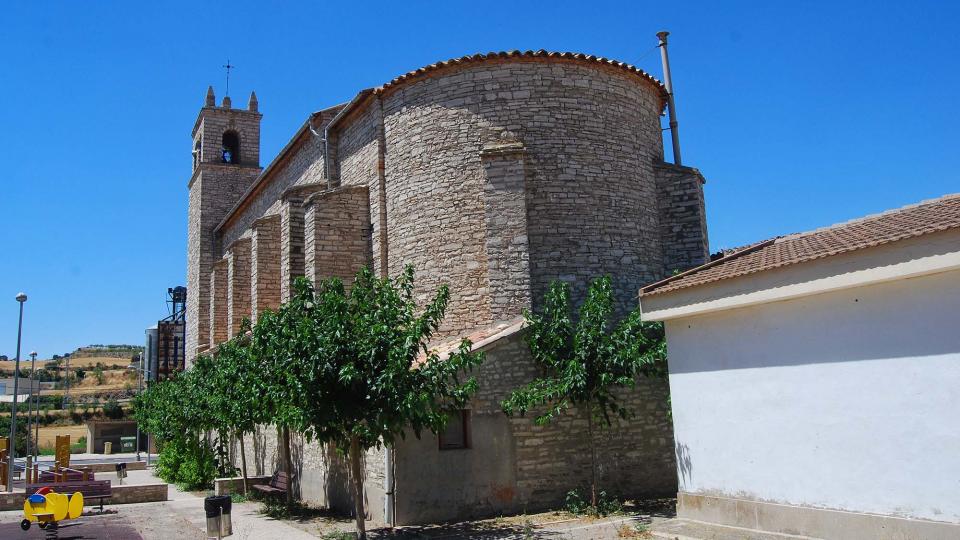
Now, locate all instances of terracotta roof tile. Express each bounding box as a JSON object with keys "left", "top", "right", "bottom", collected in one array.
[
  {"left": 415, "top": 317, "right": 525, "bottom": 366},
  {"left": 379, "top": 50, "right": 667, "bottom": 106},
  {"left": 641, "top": 193, "right": 960, "bottom": 296}
]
